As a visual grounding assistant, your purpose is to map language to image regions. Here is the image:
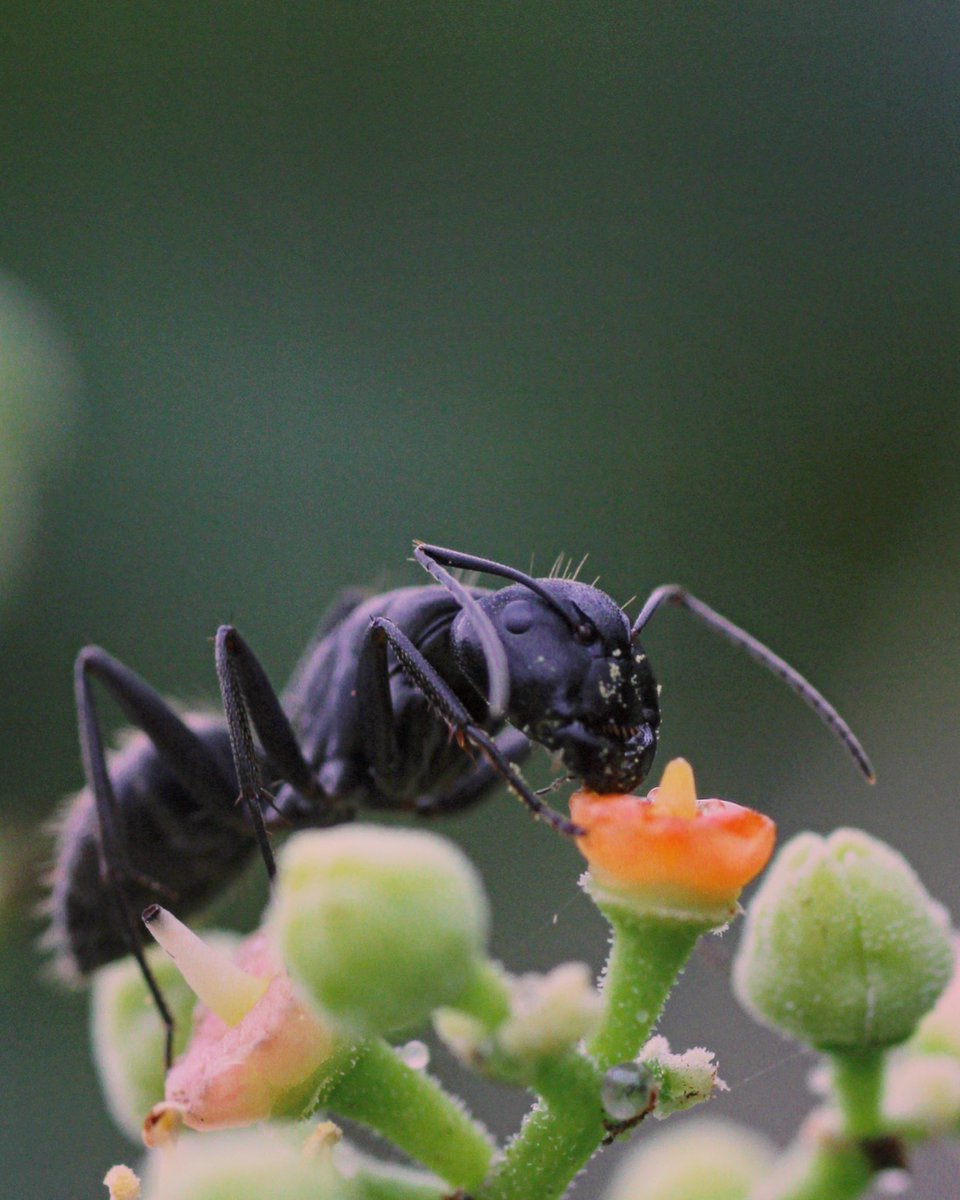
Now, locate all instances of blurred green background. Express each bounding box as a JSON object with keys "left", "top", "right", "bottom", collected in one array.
[{"left": 1, "top": 4, "right": 958, "bottom": 1196}]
